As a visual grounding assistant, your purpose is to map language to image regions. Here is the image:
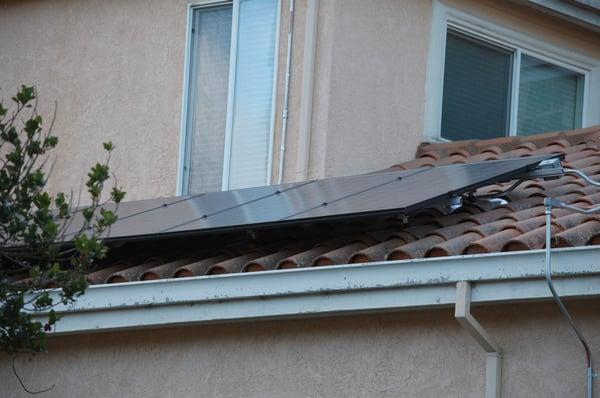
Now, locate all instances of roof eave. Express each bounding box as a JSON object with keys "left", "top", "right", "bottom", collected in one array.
[{"left": 33, "top": 245, "right": 600, "bottom": 335}]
